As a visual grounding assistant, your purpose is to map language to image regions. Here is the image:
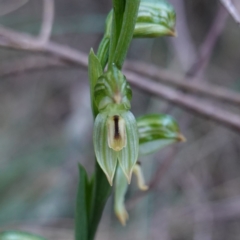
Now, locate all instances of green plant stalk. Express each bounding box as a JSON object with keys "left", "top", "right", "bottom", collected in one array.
[
  {"left": 89, "top": 1, "right": 140, "bottom": 238},
  {"left": 76, "top": 0, "right": 141, "bottom": 239},
  {"left": 87, "top": 49, "right": 112, "bottom": 240}
]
